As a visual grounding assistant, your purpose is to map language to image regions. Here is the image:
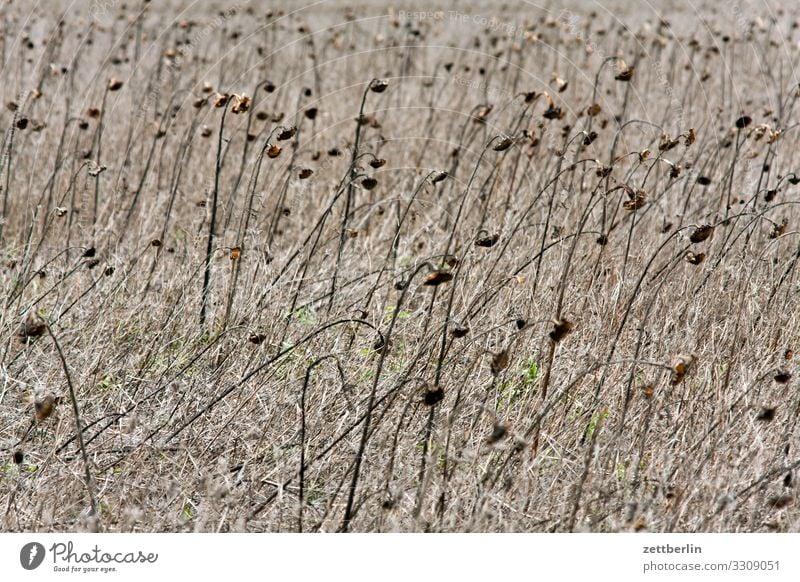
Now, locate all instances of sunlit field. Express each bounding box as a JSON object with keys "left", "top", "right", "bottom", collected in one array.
[{"left": 1, "top": 0, "right": 799, "bottom": 532}]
